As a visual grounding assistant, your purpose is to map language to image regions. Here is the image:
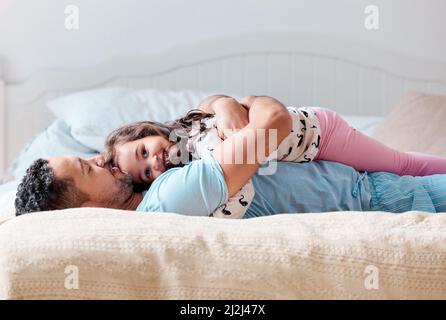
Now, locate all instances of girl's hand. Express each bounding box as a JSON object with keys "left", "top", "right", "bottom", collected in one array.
[{"left": 212, "top": 97, "right": 249, "bottom": 139}]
